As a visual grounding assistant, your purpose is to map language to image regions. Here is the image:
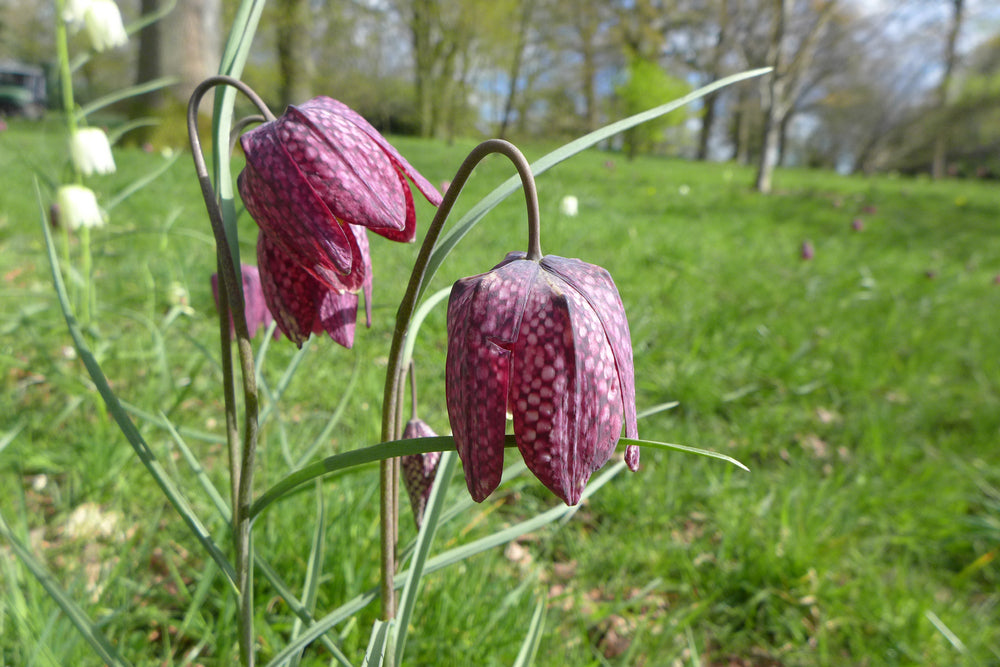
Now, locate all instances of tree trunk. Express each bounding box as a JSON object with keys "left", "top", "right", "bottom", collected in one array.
[
  {"left": 161, "top": 0, "right": 221, "bottom": 110},
  {"left": 497, "top": 0, "right": 533, "bottom": 139},
  {"left": 931, "top": 0, "right": 965, "bottom": 179},
  {"left": 132, "top": 0, "right": 163, "bottom": 125},
  {"left": 754, "top": 0, "right": 787, "bottom": 193}
]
